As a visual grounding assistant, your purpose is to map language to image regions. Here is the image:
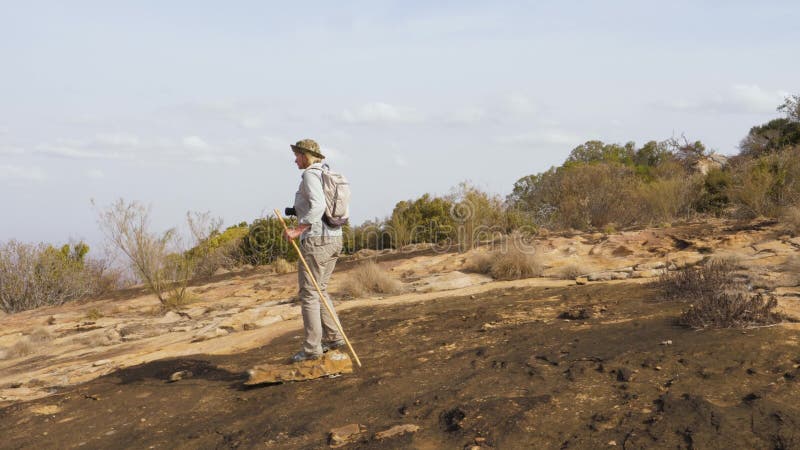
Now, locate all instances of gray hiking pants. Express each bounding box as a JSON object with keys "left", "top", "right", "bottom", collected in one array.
[{"left": 298, "top": 235, "right": 344, "bottom": 354}]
